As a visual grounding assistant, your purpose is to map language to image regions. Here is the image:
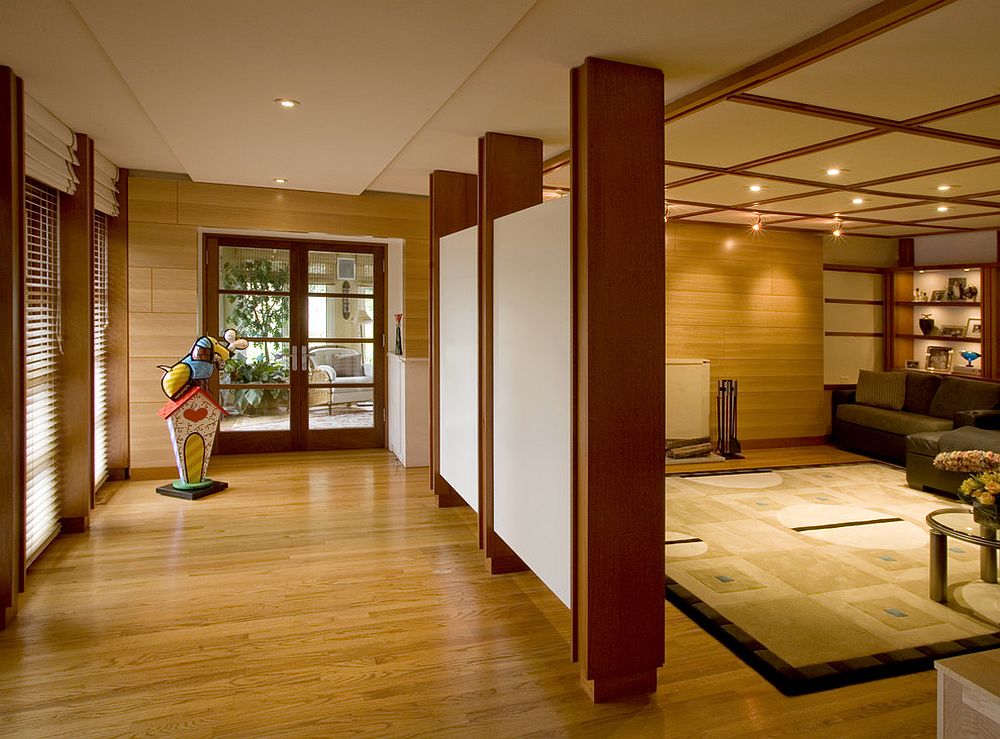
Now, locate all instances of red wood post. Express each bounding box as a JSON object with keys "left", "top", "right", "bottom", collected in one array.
[
  {"left": 429, "top": 170, "right": 477, "bottom": 507},
  {"left": 571, "top": 57, "right": 665, "bottom": 702},
  {"left": 478, "top": 132, "right": 541, "bottom": 573}
]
